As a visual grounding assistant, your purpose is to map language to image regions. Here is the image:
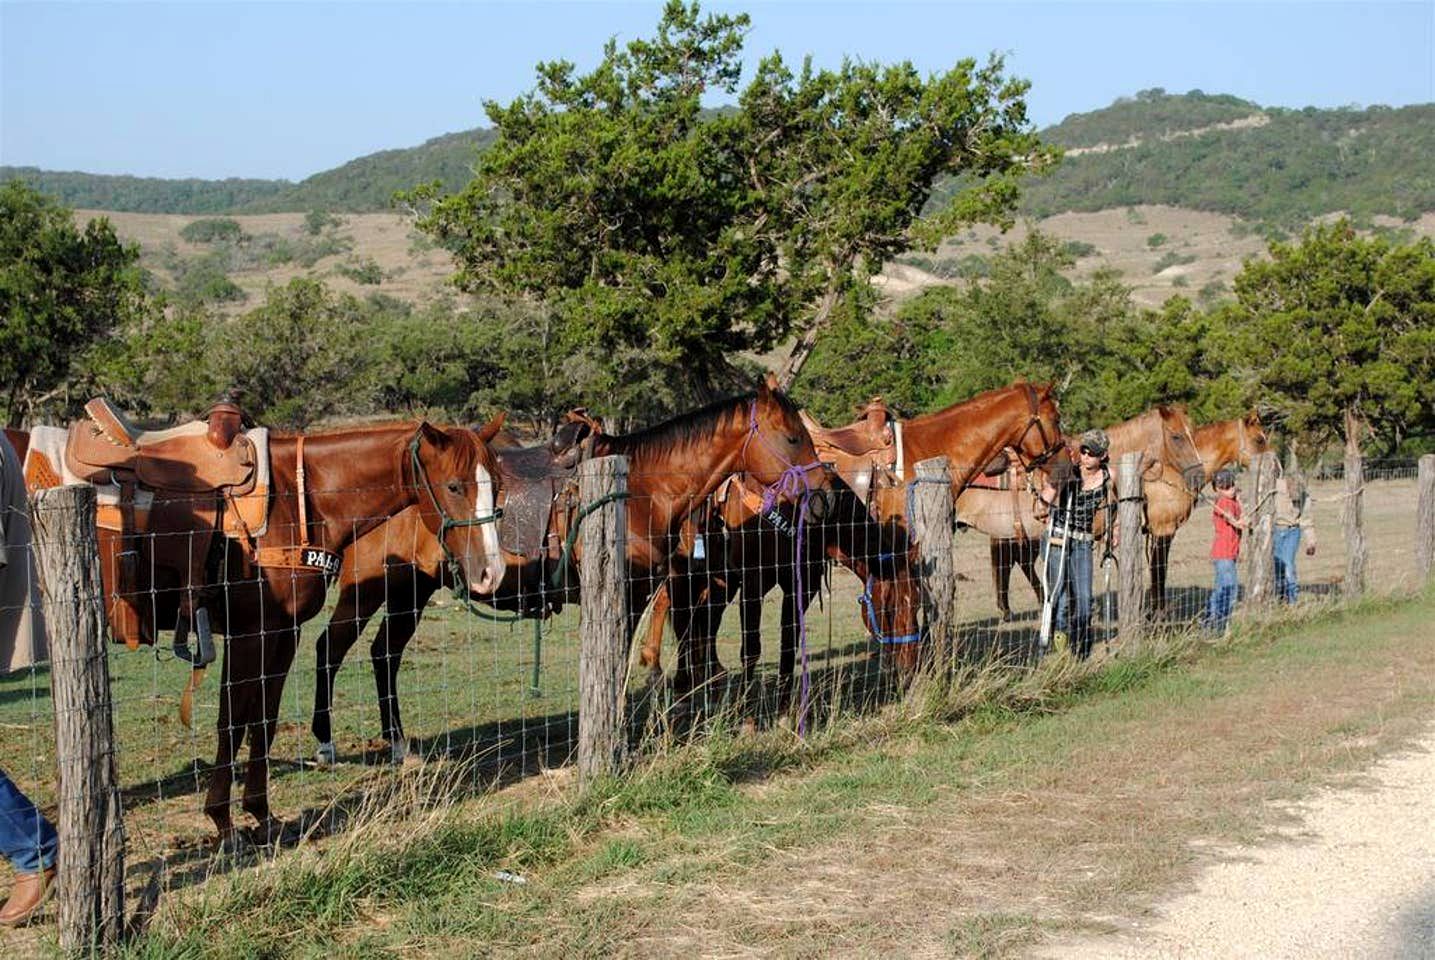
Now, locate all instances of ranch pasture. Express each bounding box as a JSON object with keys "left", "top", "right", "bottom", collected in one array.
[{"left": 0, "top": 463, "right": 1423, "bottom": 934}]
